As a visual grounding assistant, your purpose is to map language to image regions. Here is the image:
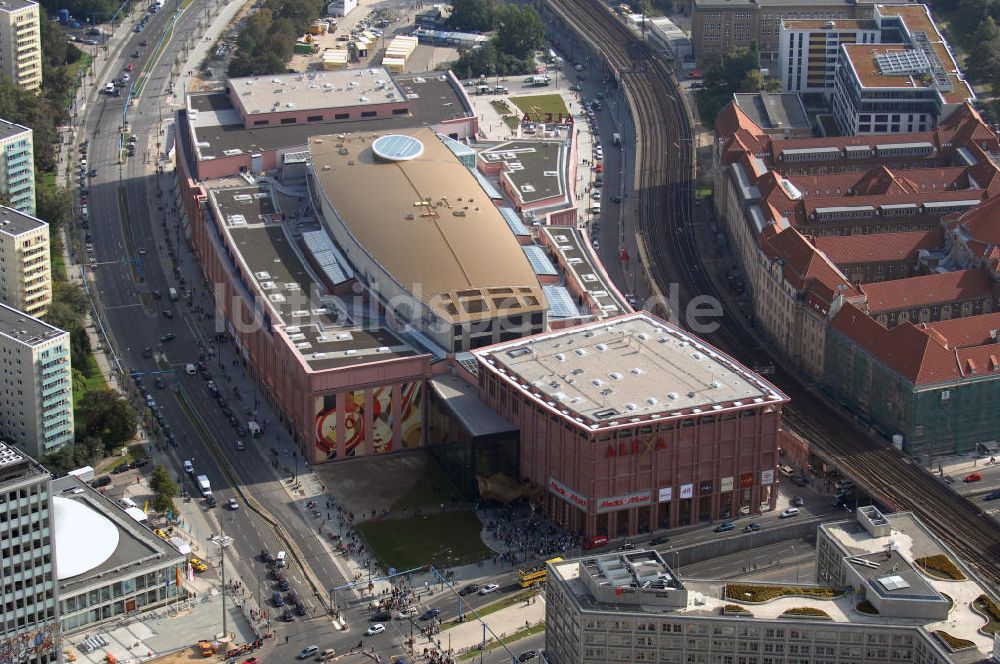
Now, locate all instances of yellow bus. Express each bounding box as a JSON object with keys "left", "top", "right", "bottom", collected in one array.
[{"left": 518, "top": 557, "right": 564, "bottom": 588}]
